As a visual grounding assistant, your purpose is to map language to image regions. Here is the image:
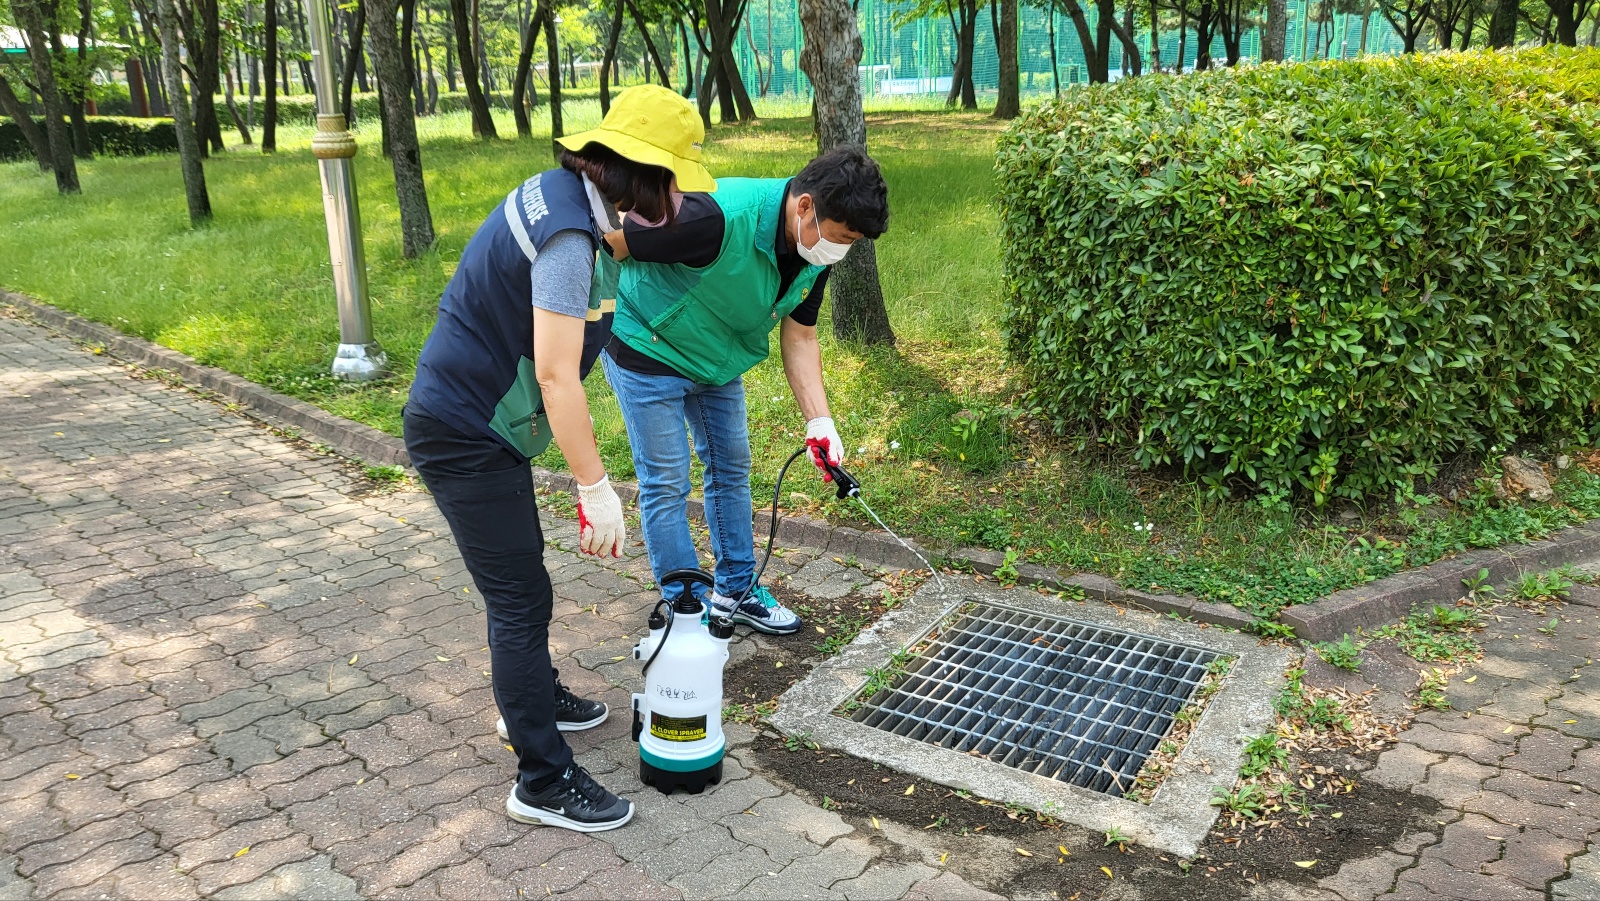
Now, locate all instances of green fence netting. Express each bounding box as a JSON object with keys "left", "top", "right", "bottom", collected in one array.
[{"left": 702, "top": 0, "right": 1407, "bottom": 102}]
